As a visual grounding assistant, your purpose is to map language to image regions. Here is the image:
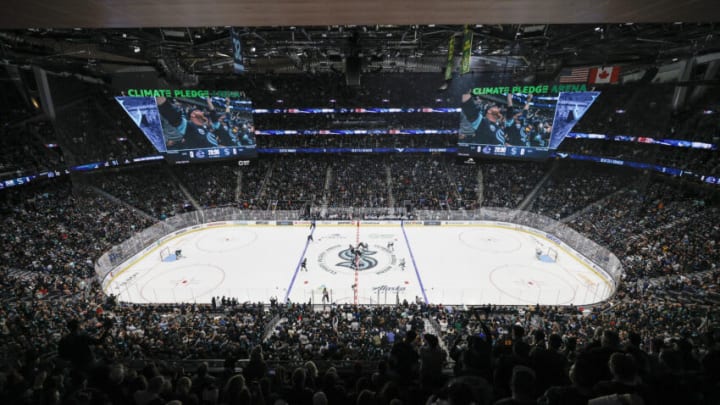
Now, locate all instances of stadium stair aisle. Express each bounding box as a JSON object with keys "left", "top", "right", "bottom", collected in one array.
[
  {"left": 477, "top": 166, "right": 484, "bottom": 207},
  {"left": 87, "top": 185, "right": 157, "bottom": 222},
  {"left": 386, "top": 162, "right": 395, "bottom": 208},
  {"left": 560, "top": 186, "right": 631, "bottom": 224},
  {"left": 256, "top": 158, "right": 276, "bottom": 210},
  {"left": 518, "top": 160, "right": 558, "bottom": 211},
  {"left": 164, "top": 165, "right": 202, "bottom": 211},
  {"left": 234, "top": 167, "right": 243, "bottom": 204}
]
